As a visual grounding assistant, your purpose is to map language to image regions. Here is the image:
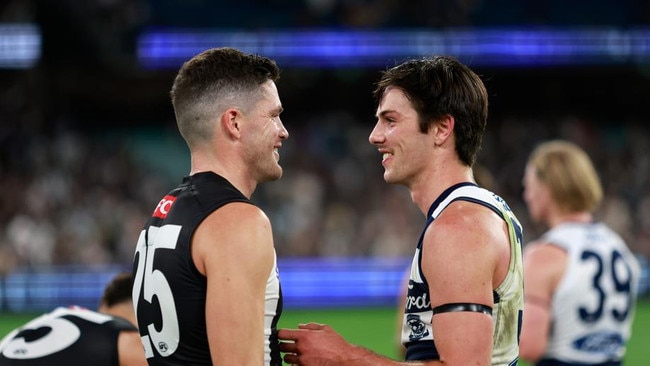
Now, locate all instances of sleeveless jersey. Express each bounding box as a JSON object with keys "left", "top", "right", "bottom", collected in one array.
[
  {"left": 401, "top": 183, "right": 524, "bottom": 366},
  {"left": 0, "top": 306, "right": 136, "bottom": 366},
  {"left": 537, "top": 222, "right": 641, "bottom": 365},
  {"left": 132, "top": 172, "right": 283, "bottom": 365}
]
